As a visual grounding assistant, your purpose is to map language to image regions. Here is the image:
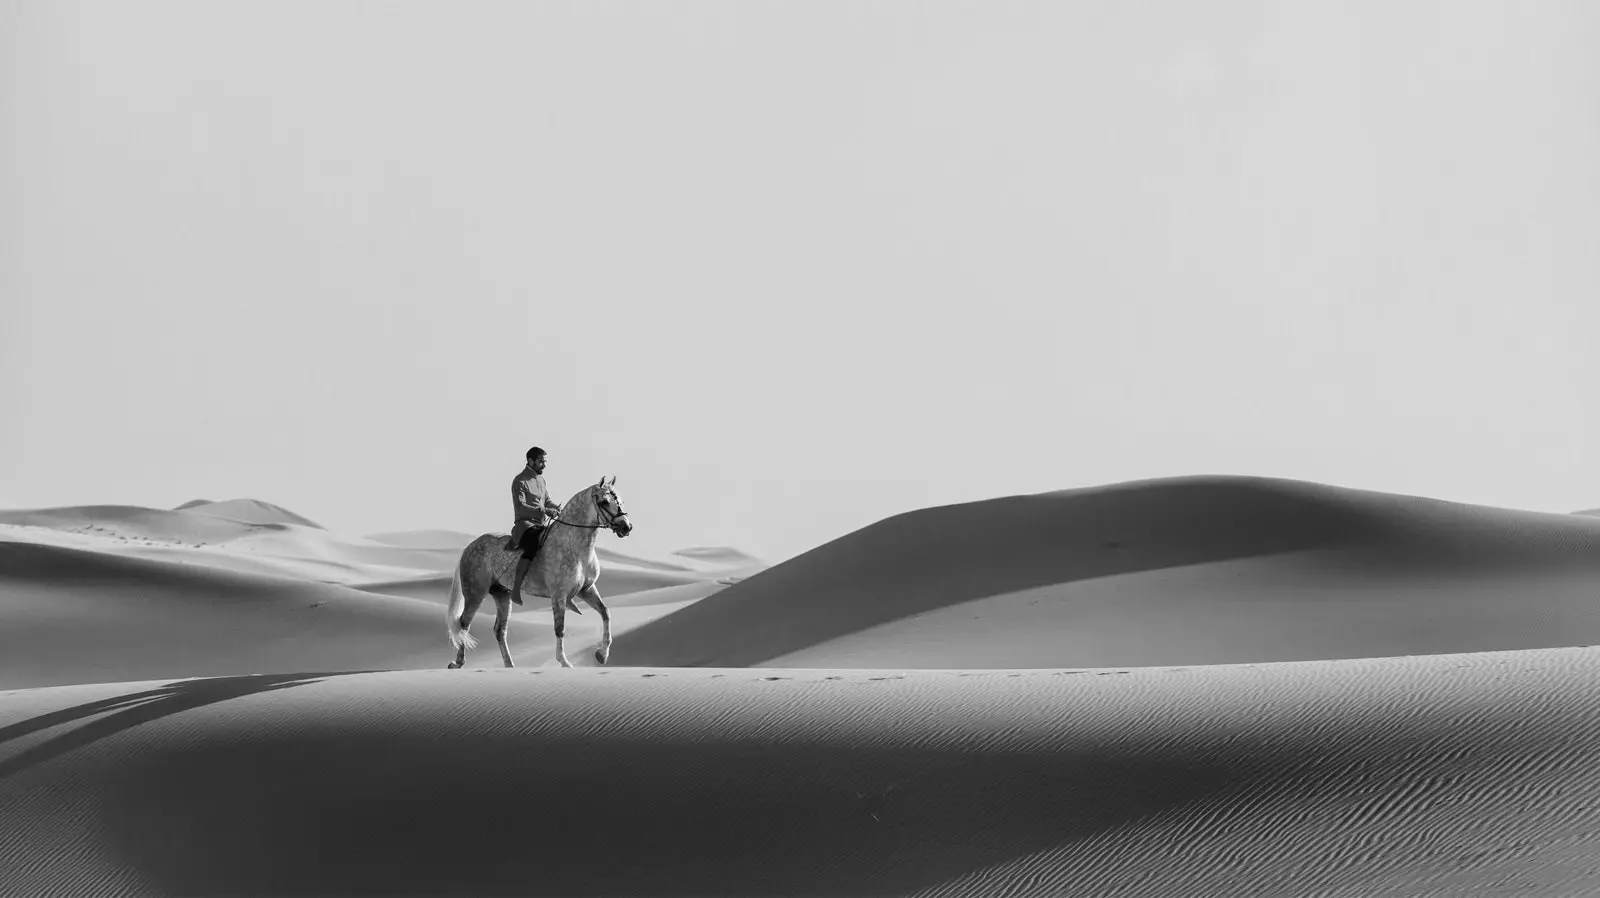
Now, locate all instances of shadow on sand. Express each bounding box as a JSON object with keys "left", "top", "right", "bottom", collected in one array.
[{"left": 0, "top": 672, "right": 358, "bottom": 780}]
